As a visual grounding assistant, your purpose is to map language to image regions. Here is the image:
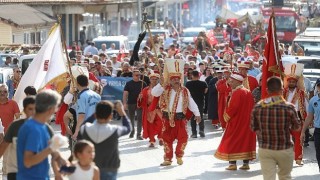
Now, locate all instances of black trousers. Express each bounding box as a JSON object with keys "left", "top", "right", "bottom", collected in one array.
[
  {"left": 229, "top": 160, "right": 249, "bottom": 164},
  {"left": 190, "top": 105, "right": 204, "bottom": 135},
  {"left": 314, "top": 128, "right": 320, "bottom": 169},
  {"left": 305, "top": 128, "right": 310, "bottom": 144}
]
